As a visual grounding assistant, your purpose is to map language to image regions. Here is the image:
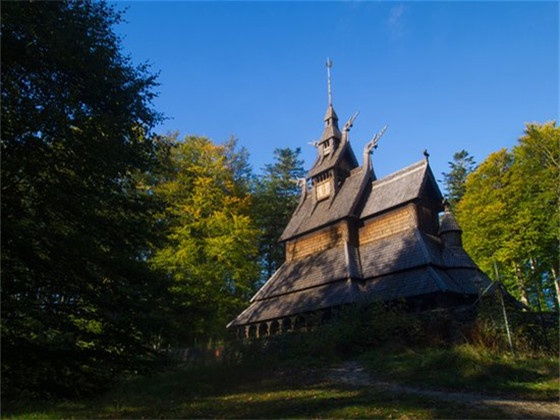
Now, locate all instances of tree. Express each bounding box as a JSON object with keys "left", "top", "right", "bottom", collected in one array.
[
  {"left": 507, "top": 122, "right": 559, "bottom": 310},
  {"left": 456, "top": 122, "right": 559, "bottom": 310},
  {"left": 1, "top": 0, "right": 167, "bottom": 398},
  {"left": 441, "top": 149, "right": 476, "bottom": 208},
  {"left": 455, "top": 149, "right": 520, "bottom": 297},
  {"left": 150, "top": 135, "right": 260, "bottom": 344},
  {"left": 253, "top": 148, "right": 306, "bottom": 280}
]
